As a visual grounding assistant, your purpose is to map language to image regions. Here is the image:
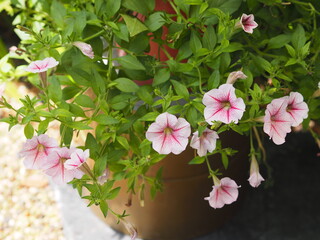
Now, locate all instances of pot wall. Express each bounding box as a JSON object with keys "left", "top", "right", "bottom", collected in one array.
[{"left": 89, "top": 131, "right": 250, "bottom": 240}]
